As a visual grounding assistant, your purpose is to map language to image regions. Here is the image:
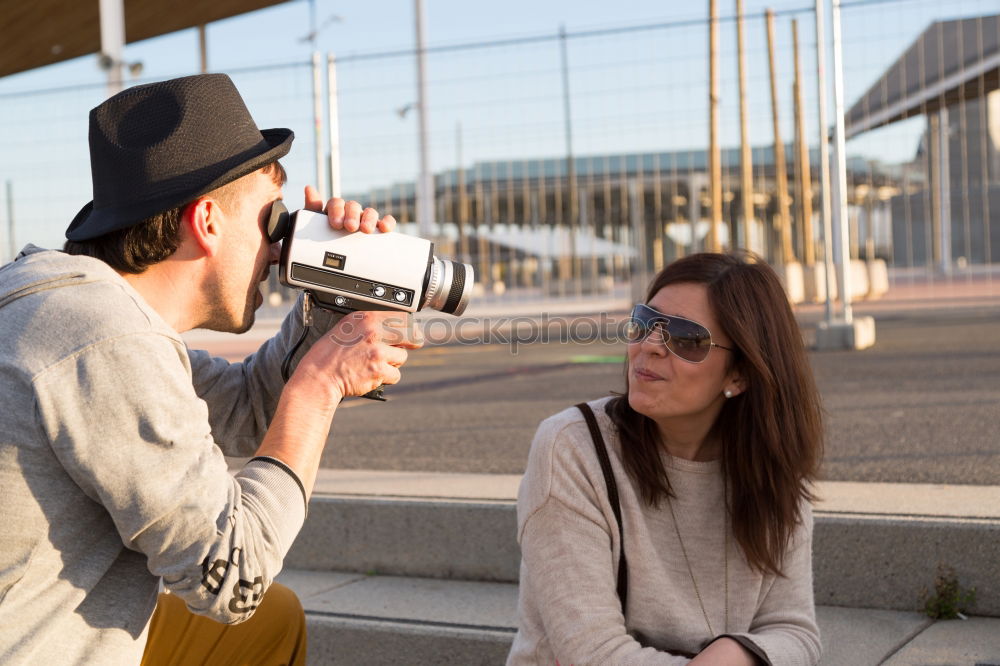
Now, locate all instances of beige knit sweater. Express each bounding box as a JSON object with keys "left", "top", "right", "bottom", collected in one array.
[{"left": 507, "top": 397, "right": 820, "bottom": 665}]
